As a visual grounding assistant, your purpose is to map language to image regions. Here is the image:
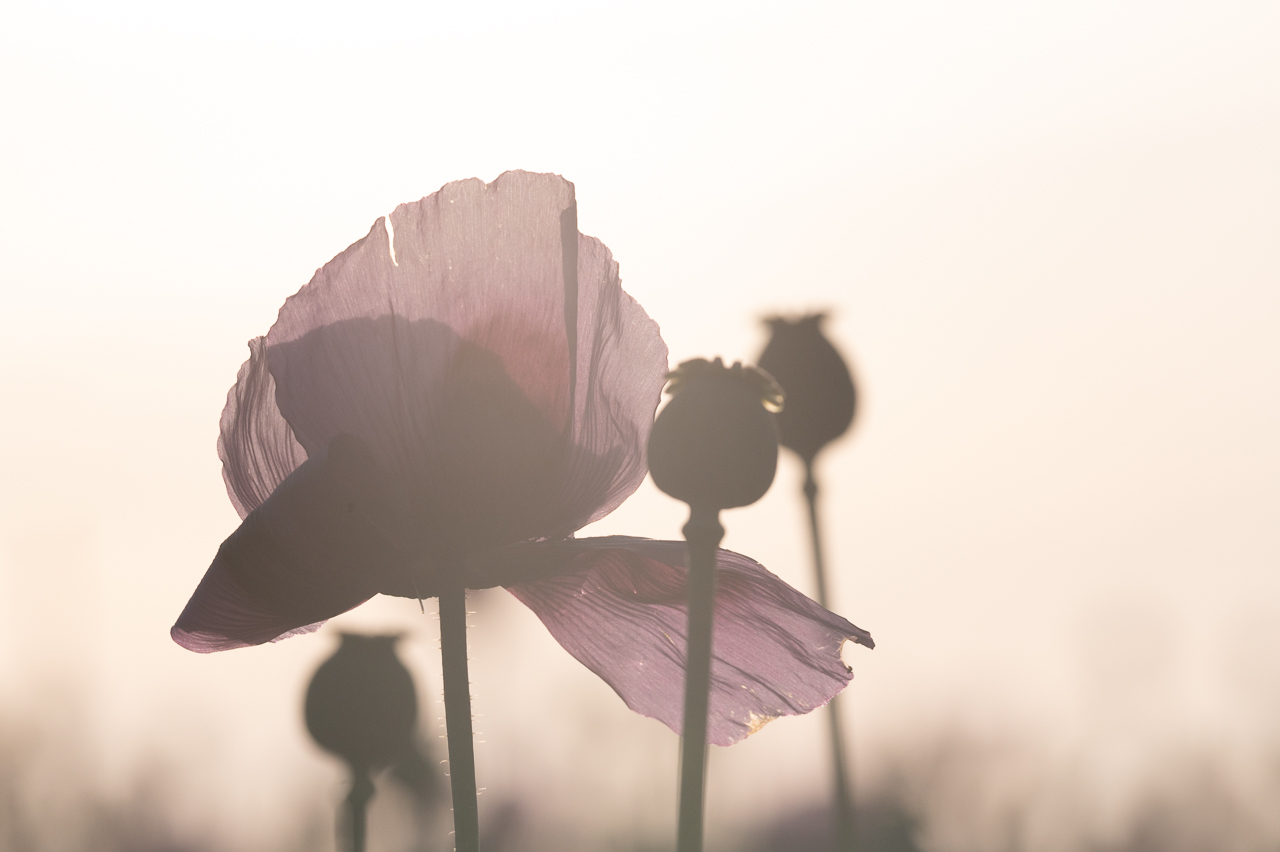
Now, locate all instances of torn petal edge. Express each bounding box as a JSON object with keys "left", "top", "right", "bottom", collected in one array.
[{"left": 505, "top": 536, "right": 872, "bottom": 746}]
